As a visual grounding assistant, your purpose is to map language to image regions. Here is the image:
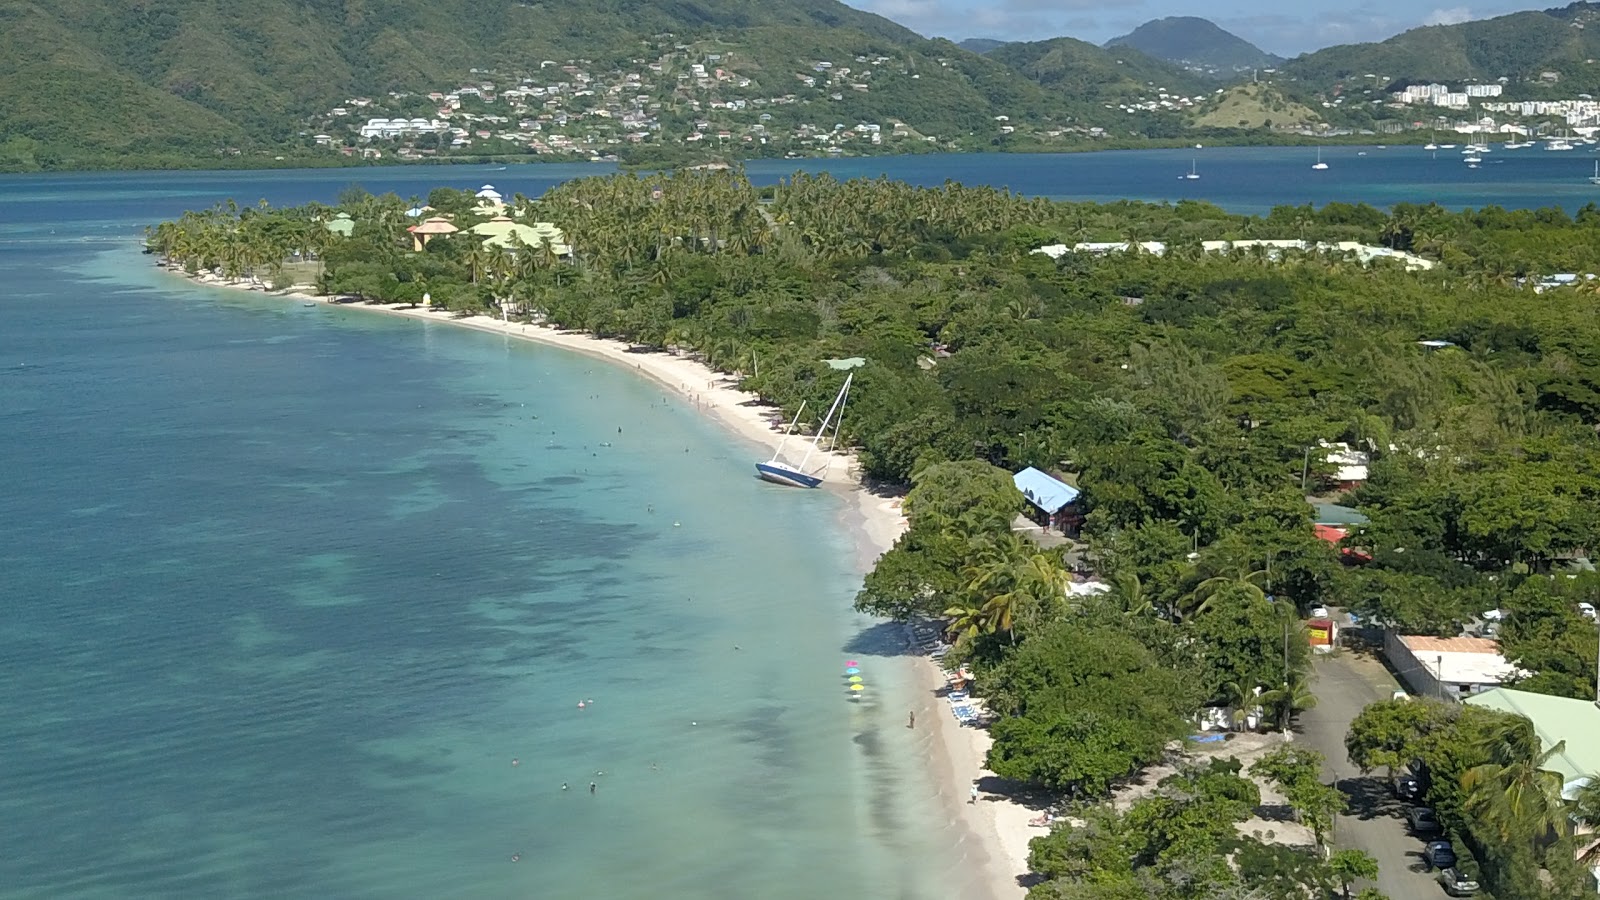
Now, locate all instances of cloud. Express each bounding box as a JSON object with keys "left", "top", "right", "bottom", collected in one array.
[{"left": 1422, "top": 6, "right": 1475, "bottom": 25}]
